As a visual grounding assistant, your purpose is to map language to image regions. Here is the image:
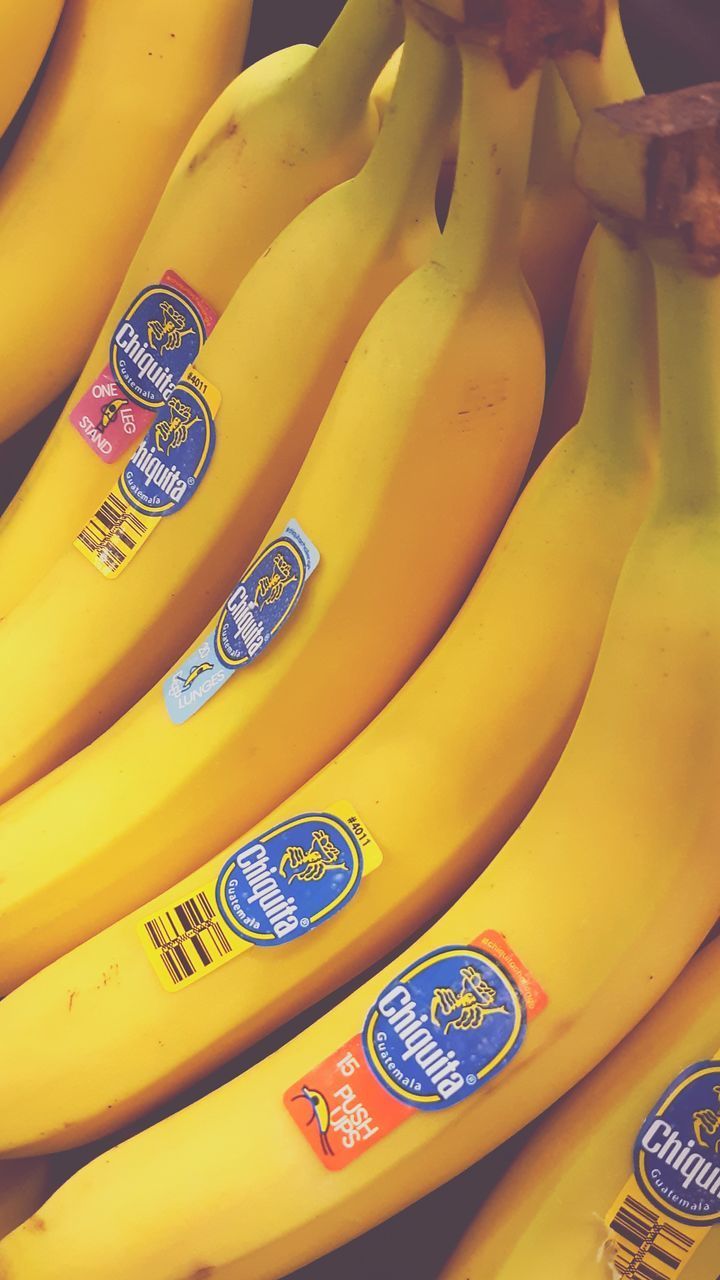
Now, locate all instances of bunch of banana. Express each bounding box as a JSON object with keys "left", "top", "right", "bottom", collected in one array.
[
  {"left": 0, "top": 0, "right": 402, "bottom": 615},
  {"left": 0, "top": 217, "right": 658, "bottom": 1151},
  {"left": 0, "top": 0, "right": 253, "bottom": 448},
  {"left": 0, "top": 0, "right": 557, "bottom": 990},
  {"left": 0, "top": 0, "right": 63, "bottom": 137},
  {"left": 1, "top": 78, "right": 716, "bottom": 1280},
  {"left": 441, "top": 935, "right": 720, "bottom": 1280},
  {"left": 0, "top": 1, "right": 458, "bottom": 804}
]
